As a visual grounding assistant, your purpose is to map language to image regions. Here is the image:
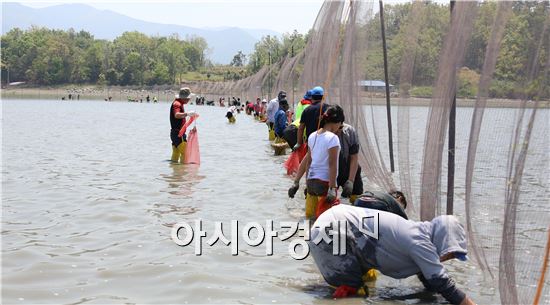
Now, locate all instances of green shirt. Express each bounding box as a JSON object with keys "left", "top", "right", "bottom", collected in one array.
[{"left": 293, "top": 100, "right": 310, "bottom": 126}]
